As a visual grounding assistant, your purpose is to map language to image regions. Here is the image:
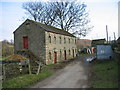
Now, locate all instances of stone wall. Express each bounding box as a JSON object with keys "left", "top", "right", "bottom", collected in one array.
[
  {"left": 2, "top": 62, "right": 29, "bottom": 80},
  {"left": 14, "top": 20, "right": 45, "bottom": 62},
  {"left": 45, "top": 31, "right": 77, "bottom": 64}
]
